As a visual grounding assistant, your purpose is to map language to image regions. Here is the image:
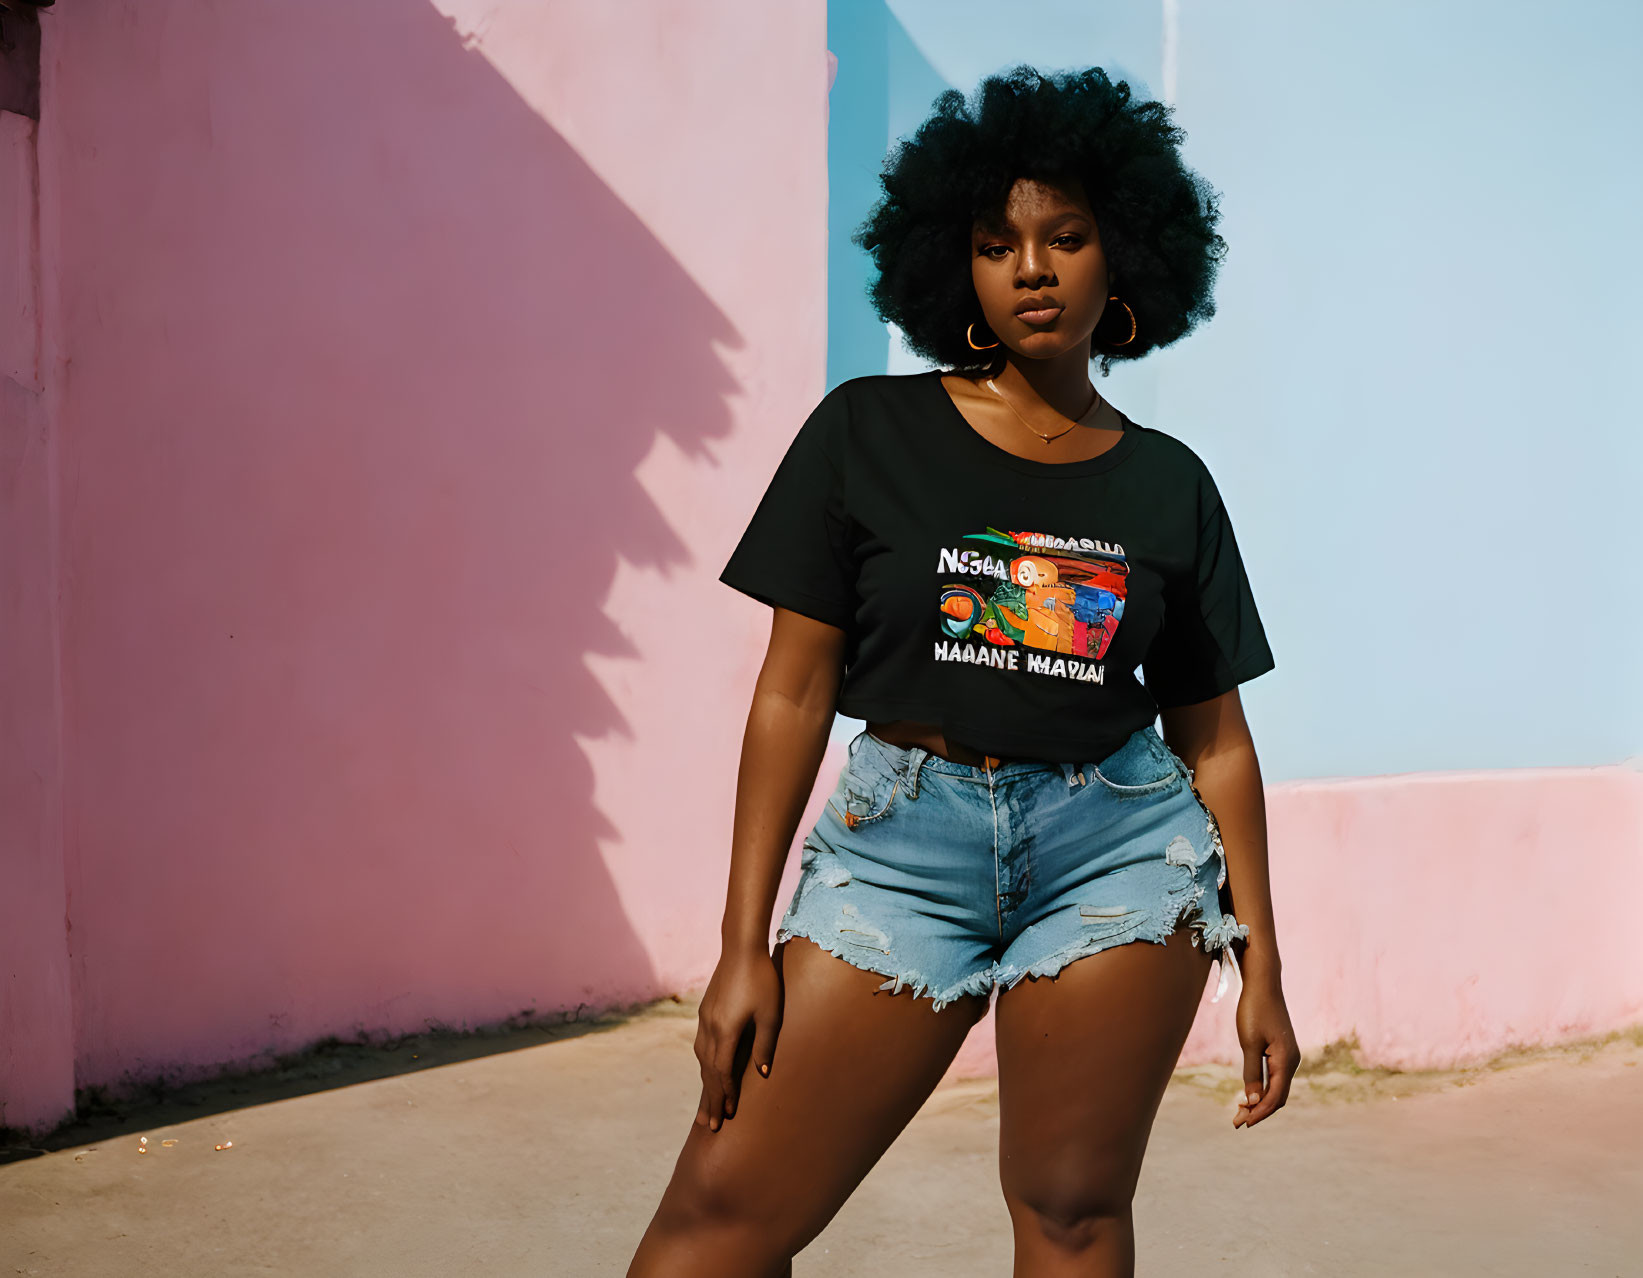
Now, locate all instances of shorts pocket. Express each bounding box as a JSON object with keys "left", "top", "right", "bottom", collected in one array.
[
  {"left": 826, "top": 734, "right": 905, "bottom": 830},
  {"left": 1086, "top": 728, "right": 1183, "bottom": 797}
]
